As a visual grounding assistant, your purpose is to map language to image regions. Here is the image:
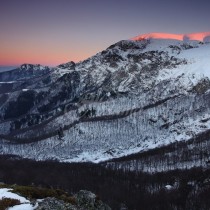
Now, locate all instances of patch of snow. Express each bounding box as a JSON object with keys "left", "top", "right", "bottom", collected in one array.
[
  {"left": 0, "top": 81, "right": 16, "bottom": 84},
  {"left": 0, "top": 188, "right": 28, "bottom": 203},
  {"left": 0, "top": 188, "right": 36, "bottom": 210},
  {"left": 165, "top": 185, "right": 174, "bottom": 190},
  {"left": 156, "top": 42, "right": 210, "bottom": 90}
]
